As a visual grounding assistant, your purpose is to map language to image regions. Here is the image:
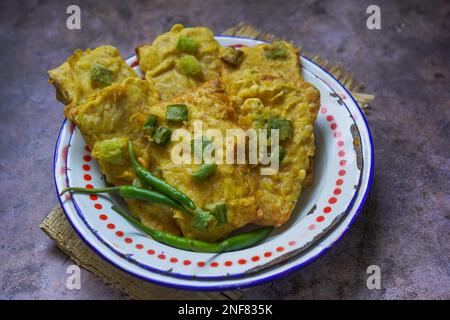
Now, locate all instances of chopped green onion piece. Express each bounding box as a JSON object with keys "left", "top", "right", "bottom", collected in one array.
[
  {"left": 143, "top": 114, "right": 159, "bottom": 136},
  {"left": 220, "top": 47, "right": 244, "bottom": 66},
  {"left": 176, "top": 35, "right": 197, "bottom": 54},
  {"left": 153, "top": 126, "right": 172, "bottom": 146},
  {"left": 192, "top": 163, "right": 217, "bottom": 180},
  {"left": 191, "top": 136, "right": 212, "bottom": 162},
  {"left": 176, "top": 55, "right": 202, "bottom": 76},
  {"left": 267, "top": 116, "right": 293, "bottom": 141},
  {"left": 92, "top": 137, "right": 128, "bottom": 165},
  {"left": 91, "top": 64, "right": 113, "bottom": 87},
  {"left": 206, "top": 203, "right": 228, "bottom": 225},
  {"left": 264, "top": 42, "right": 289, "bottom": 59},
  {"left": 192, "top": 208, "right": 215, "bottom": 231},
  {"left": 271, "top": 146, "right": 287, "bottom": 166},
  {"left": 166, "top": 104, "right": 188, "bottom": 122}
]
